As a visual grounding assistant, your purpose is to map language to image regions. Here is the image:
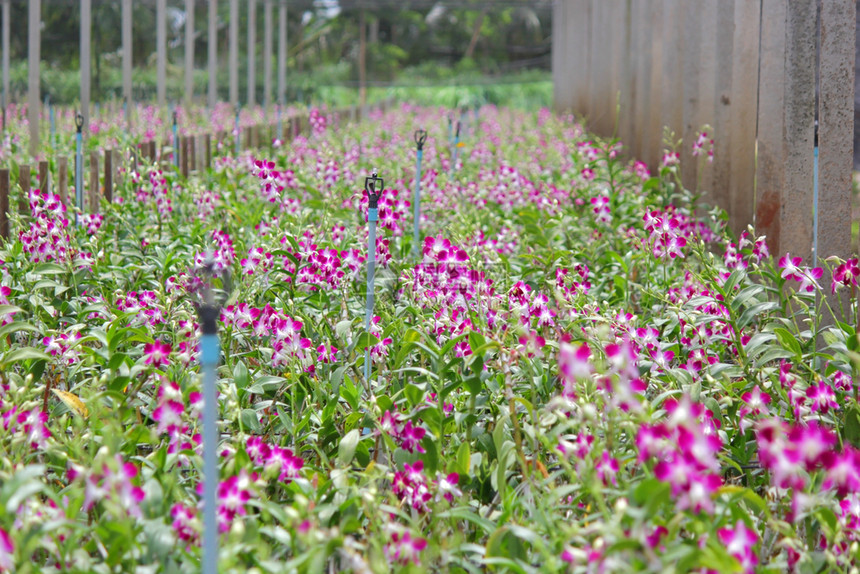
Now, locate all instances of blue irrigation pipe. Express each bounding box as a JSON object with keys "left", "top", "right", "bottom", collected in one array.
[
  {"left": 172, "top": 110, "right": 180, "bottom": 168},
  {"left": 74, "top": 113, "right": 83, "bottom": 226},
  {"left": 813, "top": 144, "right": 819, "bottom": 266},
  {"left": 197, "top": 258, "right": 223, "bottom": 574},
  {"left": 364, "top": 169, "right": 383, "bottom": 382},
  {"left": 412, "top": 130, "right": 427, "bottom": 260},
  {"left": 451, "top": 121, "right": 461, "bottom": 177}
]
